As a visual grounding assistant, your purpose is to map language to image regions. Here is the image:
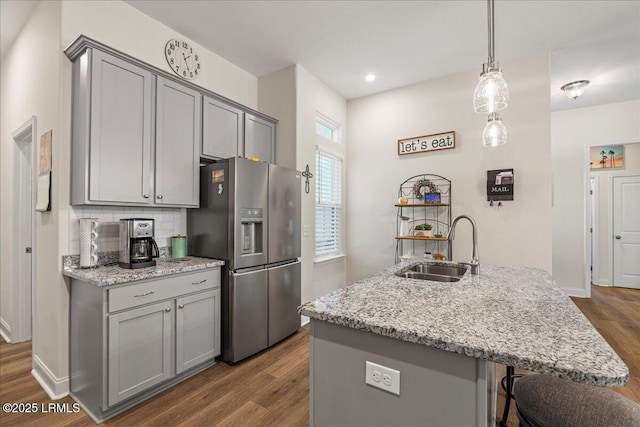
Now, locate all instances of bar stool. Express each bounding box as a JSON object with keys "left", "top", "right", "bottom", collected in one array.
[
  {"left": 499, "top": 366, "right": 523, "bottom": 426},
  {"left": 513, "top": 374, "right": 640, "bottom": 427}
]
